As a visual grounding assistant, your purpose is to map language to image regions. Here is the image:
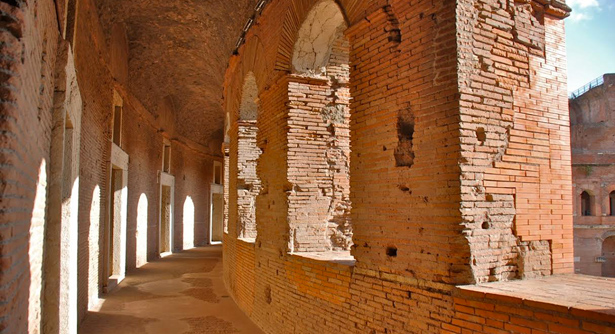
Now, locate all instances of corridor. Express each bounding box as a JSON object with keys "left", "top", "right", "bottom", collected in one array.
[{"left": 79, "top": 247, "right": 263, "bottom": 334}]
